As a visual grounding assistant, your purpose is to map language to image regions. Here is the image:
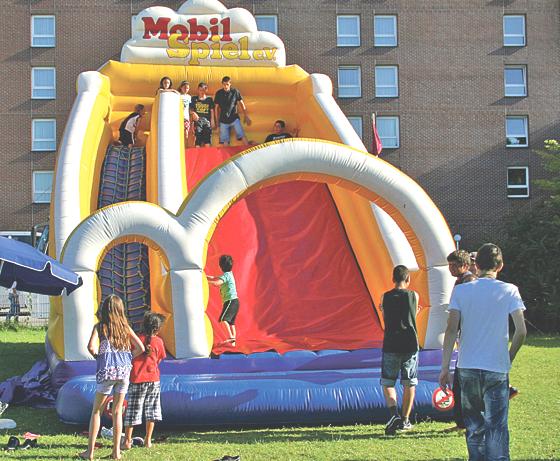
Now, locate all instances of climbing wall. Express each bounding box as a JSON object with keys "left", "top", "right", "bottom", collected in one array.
[{"left": 97, "top": 146, "right": 150, "bottom": 331}]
